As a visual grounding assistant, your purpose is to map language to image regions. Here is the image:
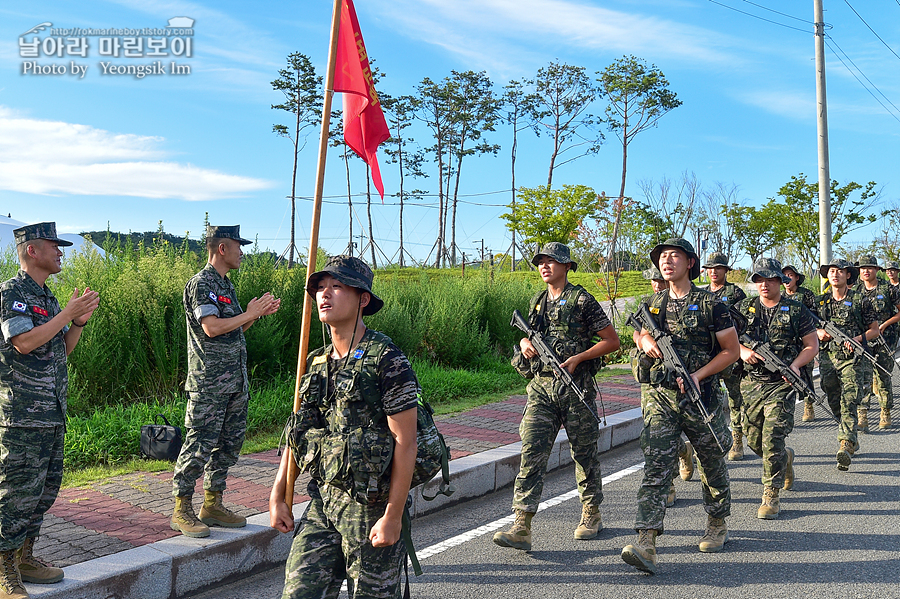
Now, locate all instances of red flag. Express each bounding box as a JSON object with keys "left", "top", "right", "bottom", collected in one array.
[{"left": 334, "top": 0, "right": 390, "bottom": 199}]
